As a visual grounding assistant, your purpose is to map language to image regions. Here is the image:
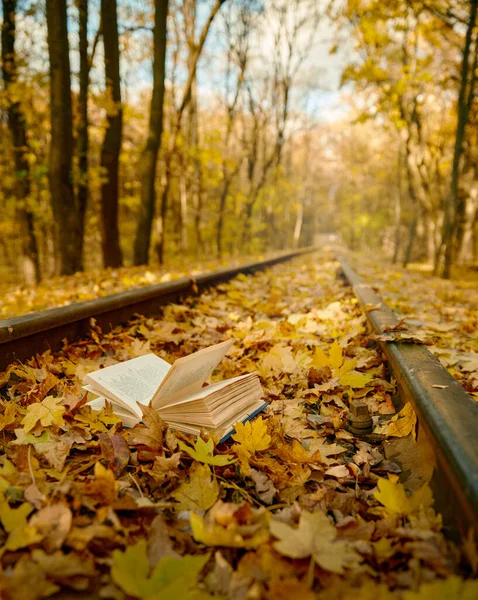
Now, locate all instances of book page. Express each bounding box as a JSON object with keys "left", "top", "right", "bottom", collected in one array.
[
  {"left": 84, "top": 353, "right": 171, "bottom": 416},
  {"left": 151, "top": 339, "right": 234, "bottom": 409}
]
